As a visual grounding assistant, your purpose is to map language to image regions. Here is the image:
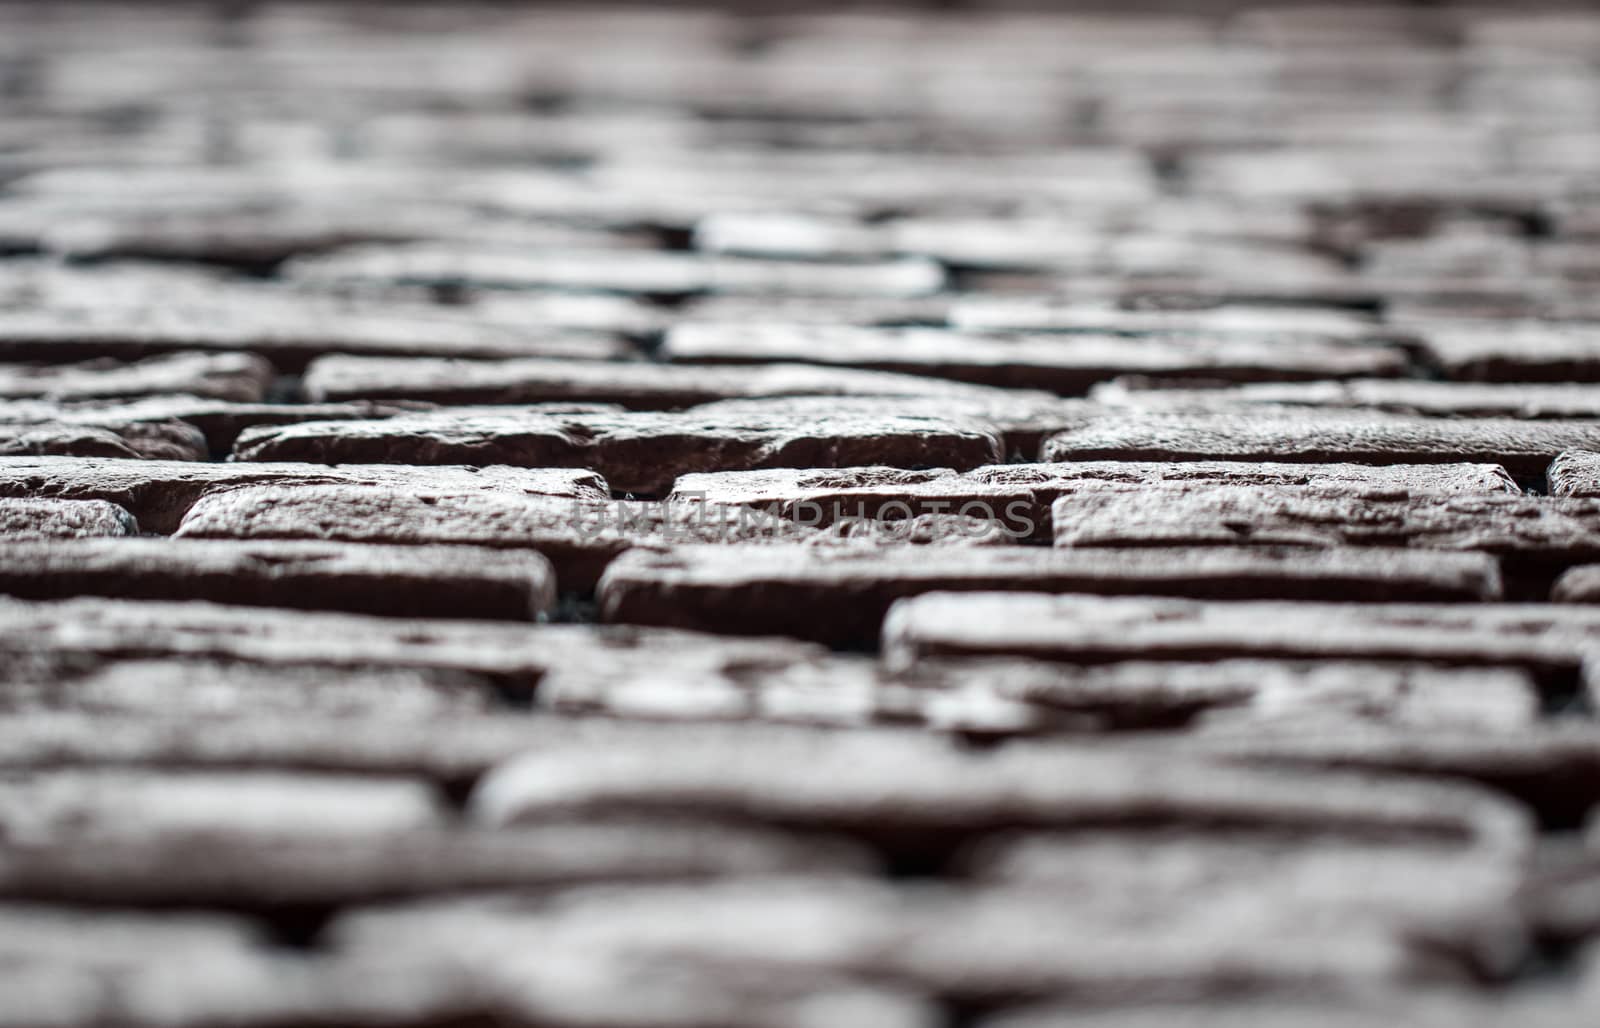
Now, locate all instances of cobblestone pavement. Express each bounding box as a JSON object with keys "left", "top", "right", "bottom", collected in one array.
[{"left": 3, "top": 1, "right": 1600, "bottom": 1024}]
